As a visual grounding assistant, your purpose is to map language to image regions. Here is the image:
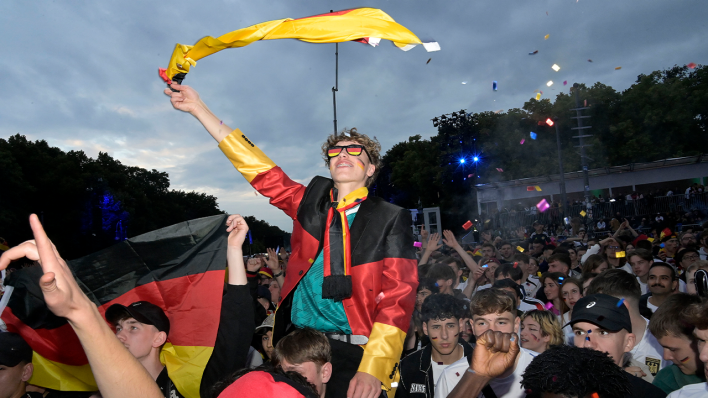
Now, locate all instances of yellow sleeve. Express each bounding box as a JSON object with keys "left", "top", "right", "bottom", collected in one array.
[
  {"left": 357, "top": 322, "right": 406, "bottom": 390},
  {"left": 217, "top": 128, "right": 276, "bottom": 183}
]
